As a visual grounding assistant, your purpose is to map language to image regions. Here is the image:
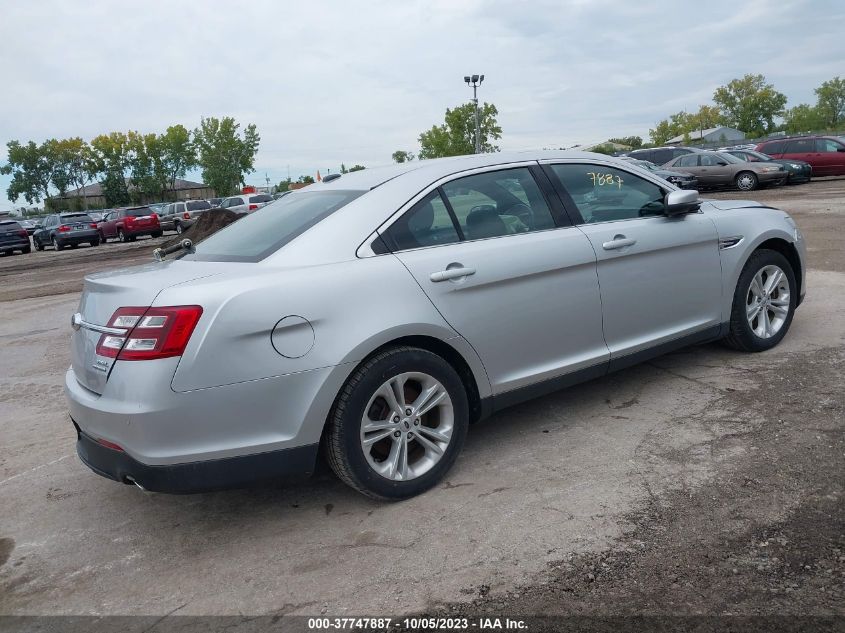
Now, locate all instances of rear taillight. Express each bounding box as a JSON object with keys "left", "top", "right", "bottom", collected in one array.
[
  {"left": 89, "top": 223, "right": 97, "bottom": 229},
  {"left": 58, "top": 225, "right": 71, "bottom": 232},
  {"left": 151, "top": 213, "right": 158, "bottom": 220},
  {"left": 95, "top": 305, "right": 203, "bottom": 361},
  {"left": 183, "top": 212, "right": 191, "bottom": 219},
  {"left": 18, "top": 230, "right": 28, "bottom": 238},
  {"left": 125, "top": 216, "right": 135, "bottom": 224},
  {"left": 248, "top": 204, "right": 258, "bottom": 211}
]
